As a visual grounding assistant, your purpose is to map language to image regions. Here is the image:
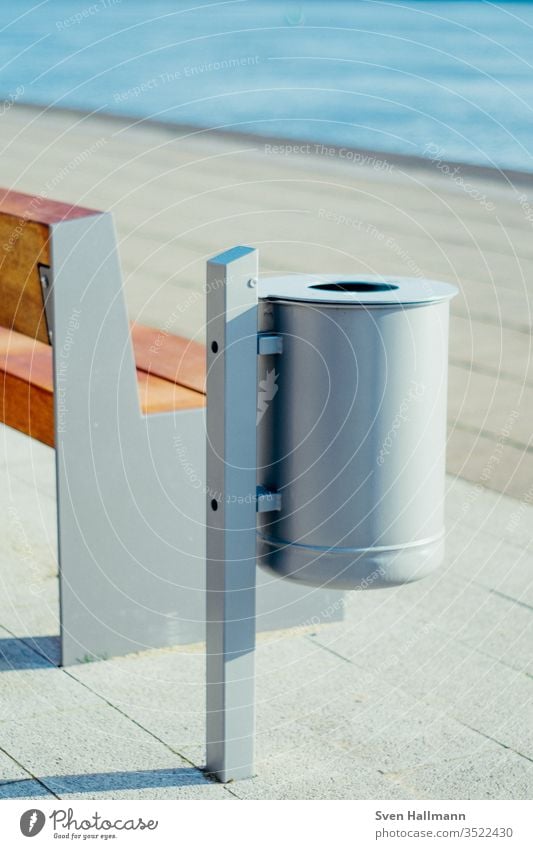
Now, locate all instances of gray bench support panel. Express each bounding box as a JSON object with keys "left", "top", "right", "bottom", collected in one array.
[{"left": 50, "top": 214, "right": 342, "bottom": 666}]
